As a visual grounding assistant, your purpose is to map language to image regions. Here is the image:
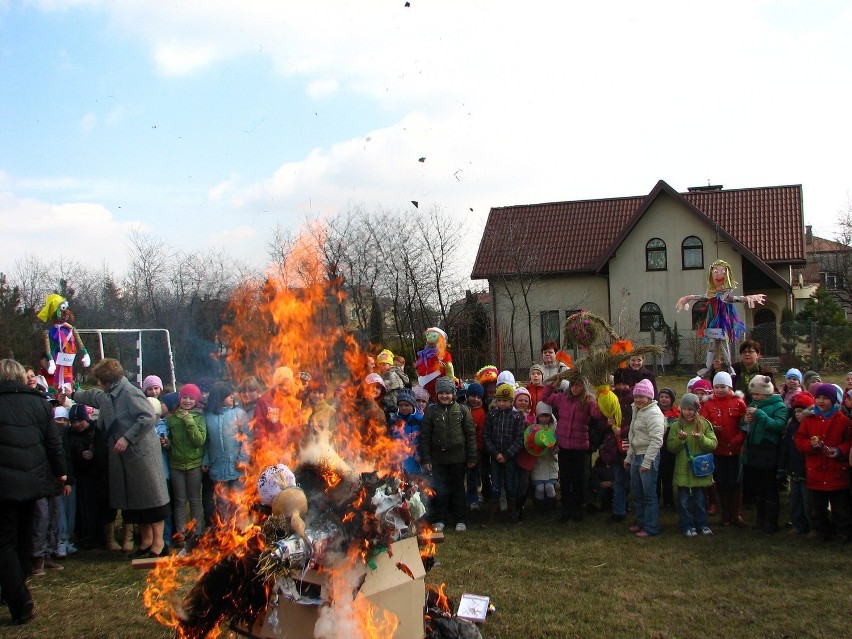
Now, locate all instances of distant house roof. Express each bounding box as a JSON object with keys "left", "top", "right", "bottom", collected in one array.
[{"left": 471, "top": 180, "right": 805, "bottom": 281}]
